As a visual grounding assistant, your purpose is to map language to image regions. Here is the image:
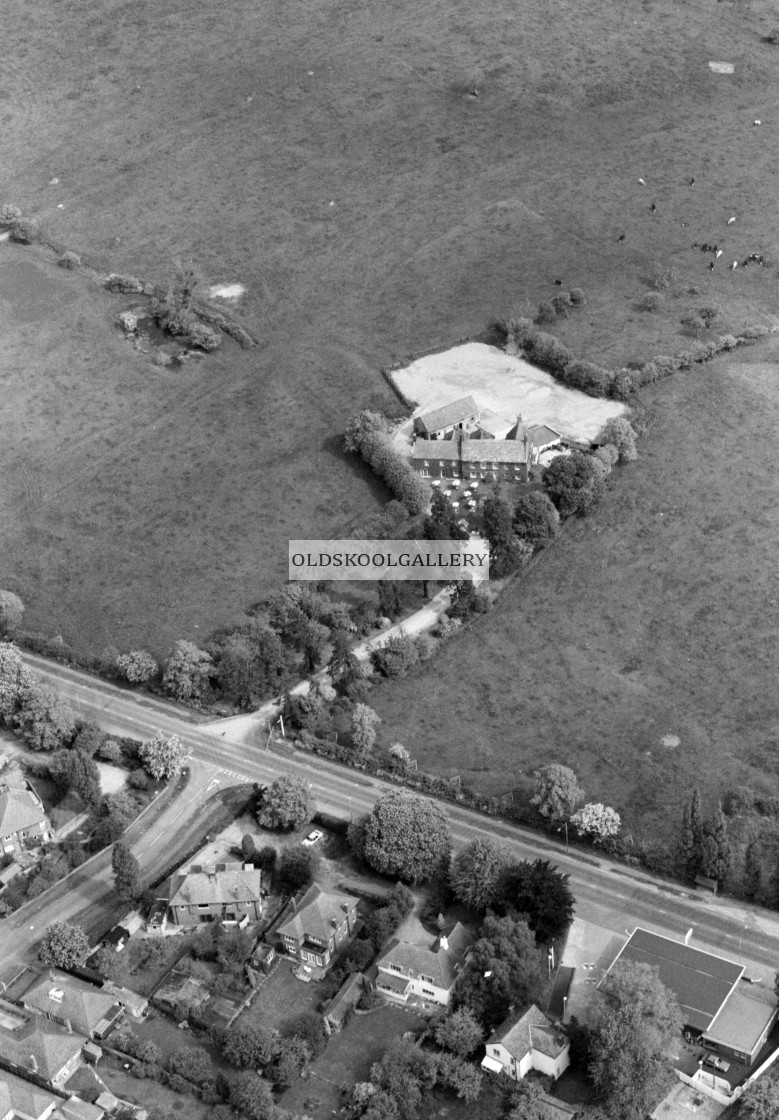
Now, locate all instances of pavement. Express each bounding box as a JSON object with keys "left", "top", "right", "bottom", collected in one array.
[{"left": 16, "top": 650, "right": 779, "bottom": 1000}]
